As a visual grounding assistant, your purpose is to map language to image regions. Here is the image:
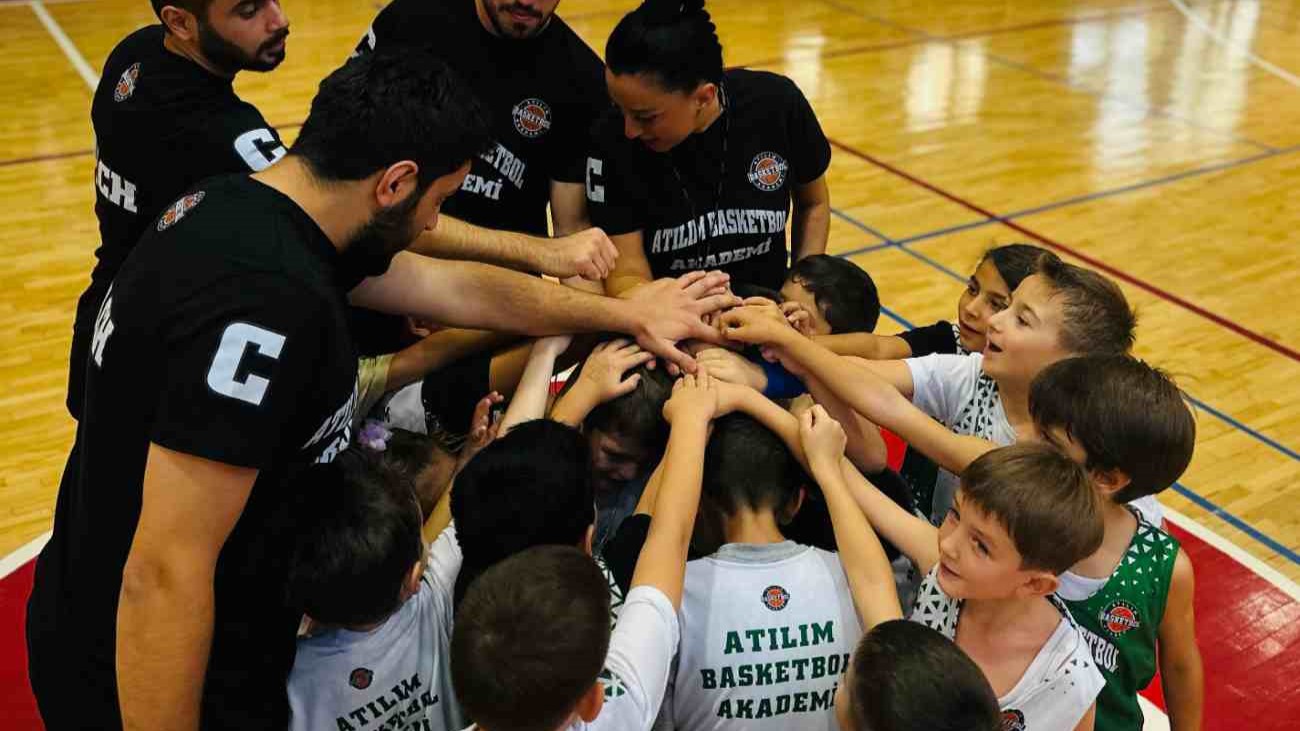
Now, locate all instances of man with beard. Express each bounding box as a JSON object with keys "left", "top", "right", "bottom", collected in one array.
[
  {"left": 26, "top": 49, "right": 734, "bottom": 731},
  {"left": 67, "top": 0, "right": 292, "bottom": 419}
]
